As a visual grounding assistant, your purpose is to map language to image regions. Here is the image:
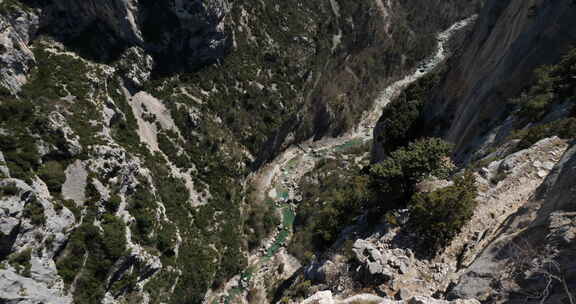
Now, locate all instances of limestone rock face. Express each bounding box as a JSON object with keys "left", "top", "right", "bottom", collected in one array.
[
  {"left": 38, "top": 0, "right": 230, "bottom": 69},
  {"left": 451, "top": 143, "right": 576, "bottom": 303},
  {"left": 298, "top": 135, "right": 571, "bottom": 303},
  {"left": 0, "top": 5, "right": 38, "bottom": 92},
  {"left": 116, "top": 46, "right": 153, "bottom": 87},
  {"left": 61, "top": 160, "right": 88, "bottom": 205},
  {"left": 424, "top": 0, "right": 576, "bottom": 160},
  {"left": 0, "top": 179, "right": 75, "bottom": 304},
  {"left": 0, "top": 270, "right": 72, "bottom": 304},
  {"left": 0, "top": 0, "right": 230, "bottom": 92},
  {"left": 300, "top": 290, "right": 481, "bottom": 304},
  {"left": 353, "top": 239, "right": 412, "bottom": 281},
  {"left": 0, "top": 151, "right": 9, "bottom": 177}
]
